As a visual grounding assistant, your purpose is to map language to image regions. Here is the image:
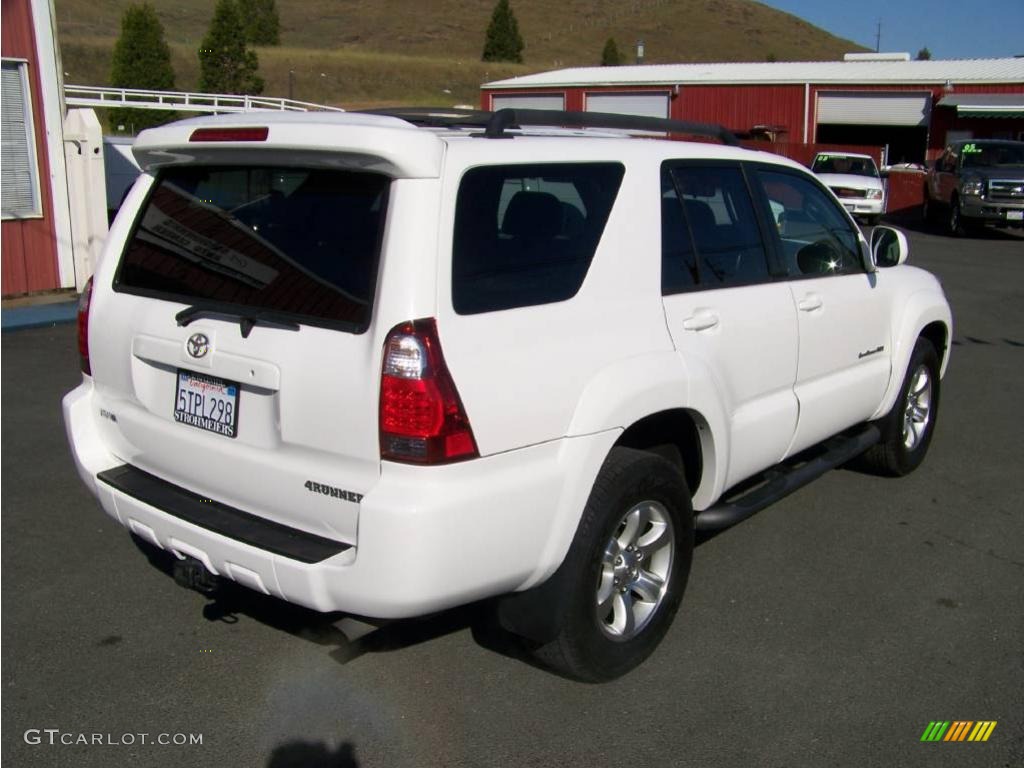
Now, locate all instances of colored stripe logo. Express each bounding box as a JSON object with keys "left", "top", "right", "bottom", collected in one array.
[{"left": 920, "top": 721, "right": 997, "bottom": 742}]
